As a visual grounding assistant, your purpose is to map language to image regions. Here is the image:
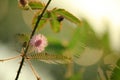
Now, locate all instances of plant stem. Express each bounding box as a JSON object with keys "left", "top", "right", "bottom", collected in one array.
[
  {"left": 0, "top": 54, "right": 21, "bottom": 62},
  {"left": 27, "top": 60, "right": 40, "bottom": 80},
  {"left": 15, "top": 0, "right": 52, "bottom": 80}
]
